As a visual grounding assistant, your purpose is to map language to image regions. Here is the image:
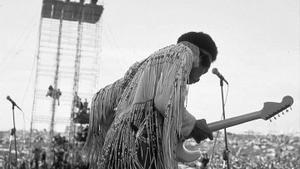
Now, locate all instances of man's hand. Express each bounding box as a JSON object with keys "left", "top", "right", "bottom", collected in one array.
[
  {"left": 189, "top": 119, "right": 213, "bottom": 143},
  {"left": 198, "top": 153, "right": 210, "bottom": 169},
  {"left": 200, "top": 153, "right": 210, "bottom": 167}
]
